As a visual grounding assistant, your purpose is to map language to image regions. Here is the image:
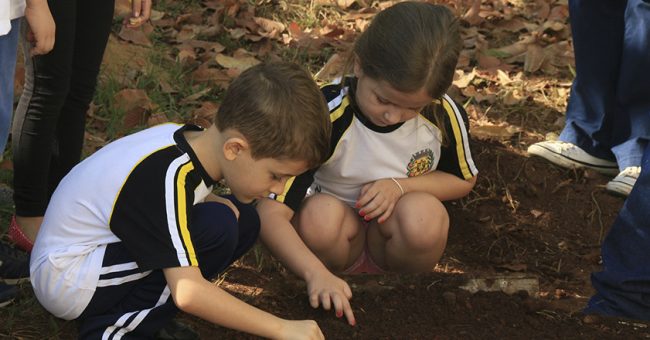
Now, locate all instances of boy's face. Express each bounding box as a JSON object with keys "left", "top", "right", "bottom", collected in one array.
[
  {"left": 354, "top": 61, "right": 433, "bottom": 127},
  {"left": 225, "top": 150, "right": 308, "bottom": 204}
]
